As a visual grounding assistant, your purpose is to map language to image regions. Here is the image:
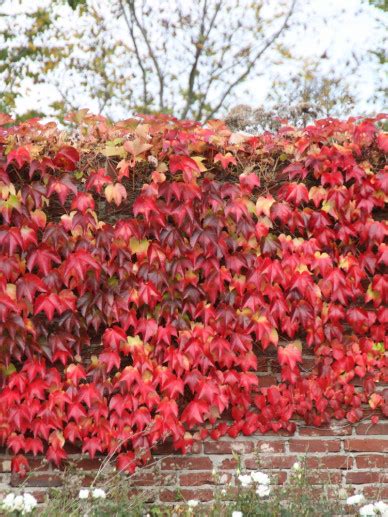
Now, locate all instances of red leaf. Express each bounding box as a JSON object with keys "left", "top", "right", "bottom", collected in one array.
[
  {"left": 11, "top": 454, "right": 30, "bottom": 477},
  {"left": 278, "top": 342, "right": 302, "bottom": 370},
  {"left": 103, "top": 326, "right": 127, "bottom": 349},
  {"left": 169, "top": 155, "right": 200, "bottom": 174},
  {"left": 82, "top": 437, "right": 102, "bottom": 459},
  {"left": 66, "top": 364, "right": 87, "bottom": 384},
  {"left": 53, "top": 146, "right": 80, "bottom": 171},
  {"left": 116, "top": 452, "right": 136, "bottom": 474},
  {"left": 214, "top": 152, "right": 237, "bottom": 169},
  {"left": 377, "top": 133, "right": 388, "bottom": 153},
  {"left": 7, "top": 147, "right": 31, "bottom": 168},
  {"left": 85, "top": 168, "right": 112, "bottom": 193},
  {"left": 46, "top": 445, "right": 67, "bottom": 466},
  {"left": 99, "top": 349, "right": 121, "bottom": 372},
  {"left": 181, "top": 400, "right": 208, "bottom": 427},
  {"left": 279, "top": 182, "right": 309, "bottom": 206},
  {"left": 71, "top": 192, "right": 95, "bottom": 213}
]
